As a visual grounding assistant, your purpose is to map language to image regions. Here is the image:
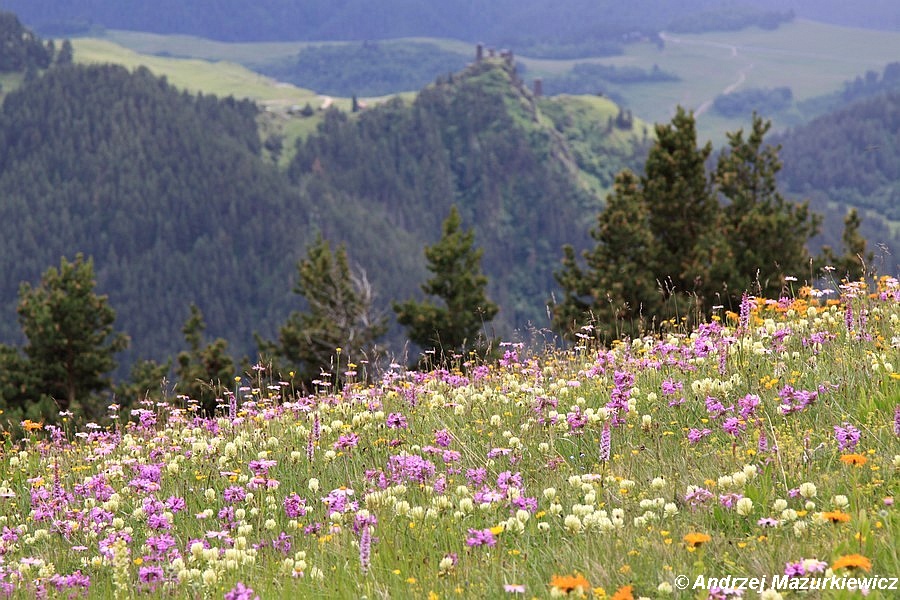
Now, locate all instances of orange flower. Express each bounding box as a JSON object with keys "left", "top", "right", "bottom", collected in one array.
[
  {"left": 832, "top": 554, "right": 872, "bottom": 572},
  {"left": 683, "top": 532, "right": 711, "bottom": 548},
  {"left": 611, "top": 584, "right": 634, "bottom": 600},
  {"left": 549, "top": 573, "right": 591, "bottom": 595},
  {"left": 840, "top": 454, "right": 867, "bottom": 466},
  {"left": 821, "top": 510, "right": 851, "bottom": 523},
  {"left": 20, "top": 420, "right": 43, "bottom": 432}
]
